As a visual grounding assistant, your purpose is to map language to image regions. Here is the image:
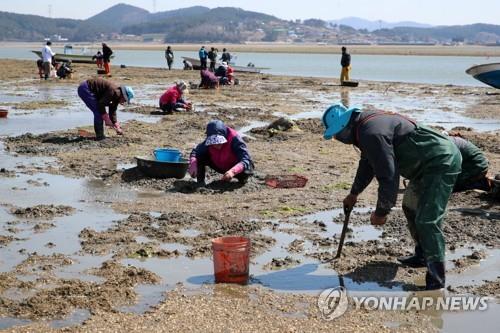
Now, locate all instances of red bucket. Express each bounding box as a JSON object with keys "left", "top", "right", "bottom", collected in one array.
[{"left": 211, "top": 236, "right": 251, "bottom": 285}]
